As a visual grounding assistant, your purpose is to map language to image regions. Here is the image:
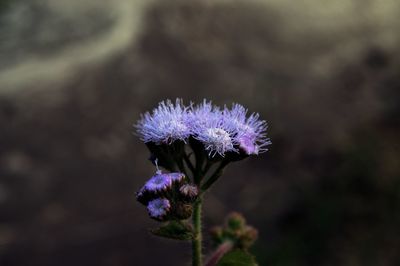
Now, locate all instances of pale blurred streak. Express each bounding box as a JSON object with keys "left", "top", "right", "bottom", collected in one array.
[
  {"left": 0, "top": 0, "right": 399, "bottom": 95},
  {"left": 0, "top": 0, "right": 151, "bottom": 94}
]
